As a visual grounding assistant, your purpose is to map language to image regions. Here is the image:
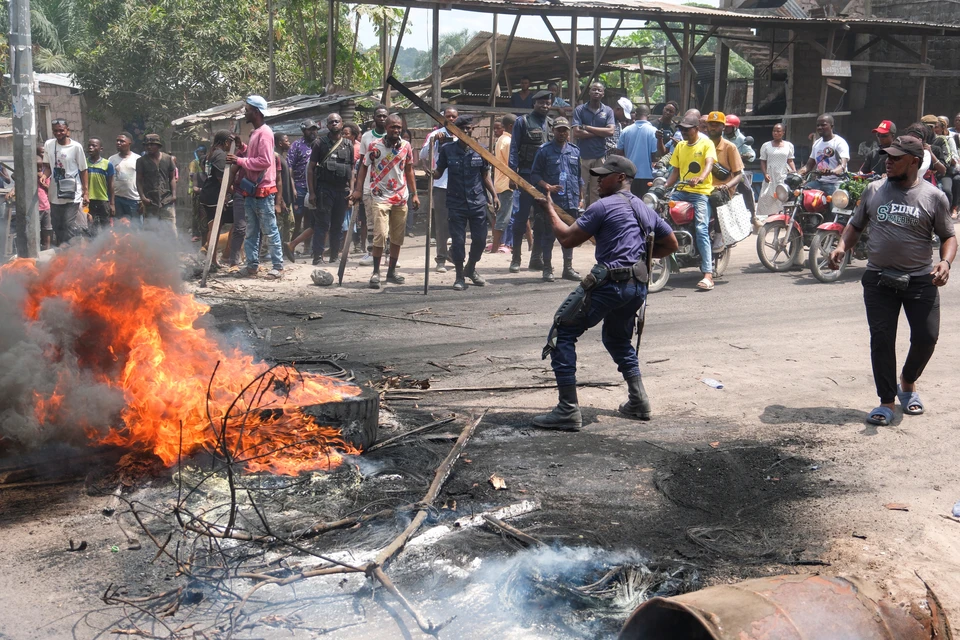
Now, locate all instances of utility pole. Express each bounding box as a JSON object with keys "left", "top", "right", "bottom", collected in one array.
[
  {"left": 267, "top": 0, "right": 276, "bottom": 99},
  {"left": 8, "top": 0, "right": 39, "bottom": 258}
]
